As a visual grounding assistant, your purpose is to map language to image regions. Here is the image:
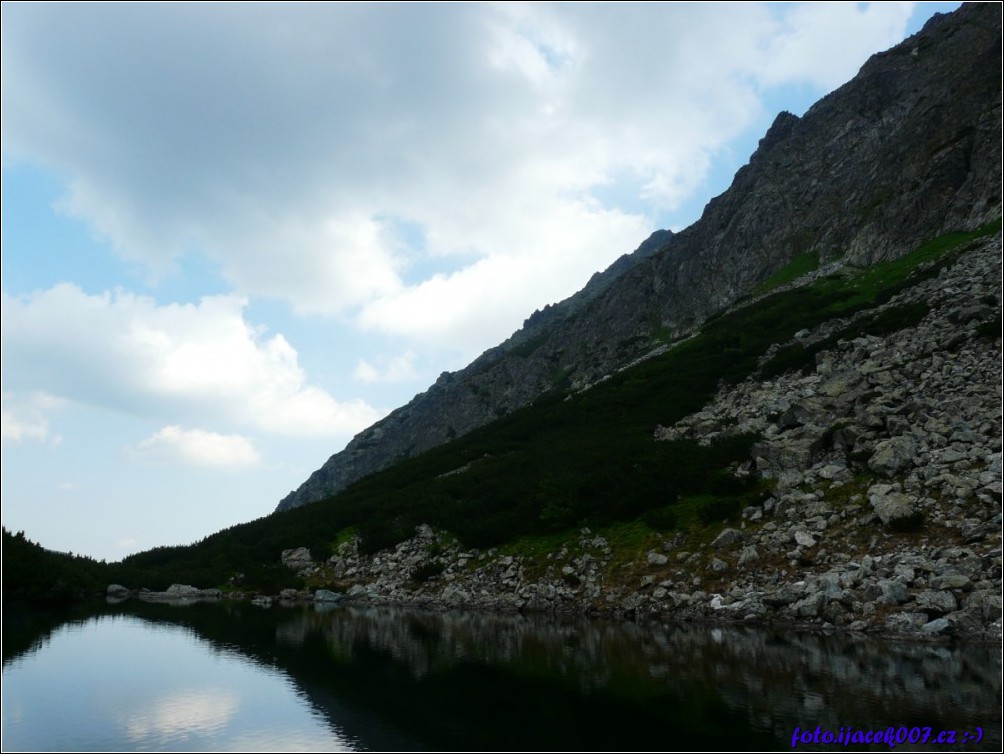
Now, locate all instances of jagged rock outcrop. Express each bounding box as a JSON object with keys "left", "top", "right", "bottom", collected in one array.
[{"left": 279, "top": 4, "right": 1002, "bottom": 512}]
